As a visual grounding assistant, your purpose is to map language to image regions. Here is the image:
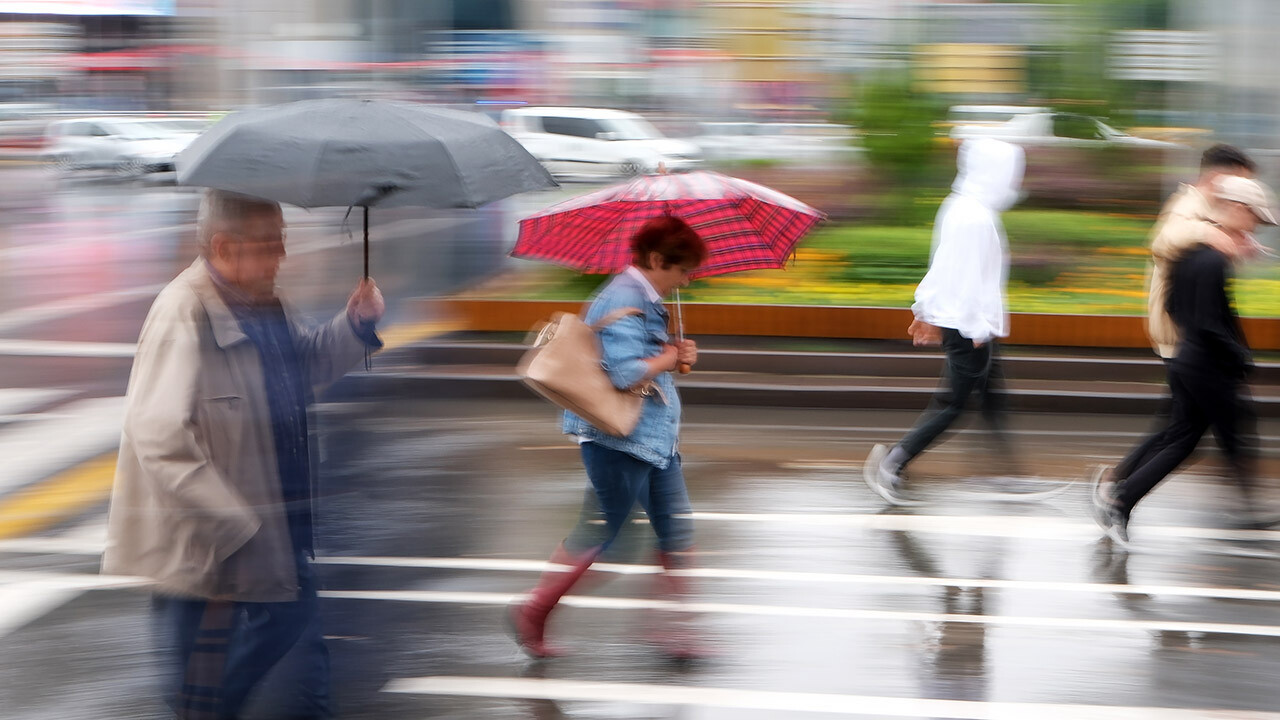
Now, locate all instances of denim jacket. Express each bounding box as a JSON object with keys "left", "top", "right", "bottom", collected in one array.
[{"left": 562, "top": 271, "right": 681, "bottom": 468}]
